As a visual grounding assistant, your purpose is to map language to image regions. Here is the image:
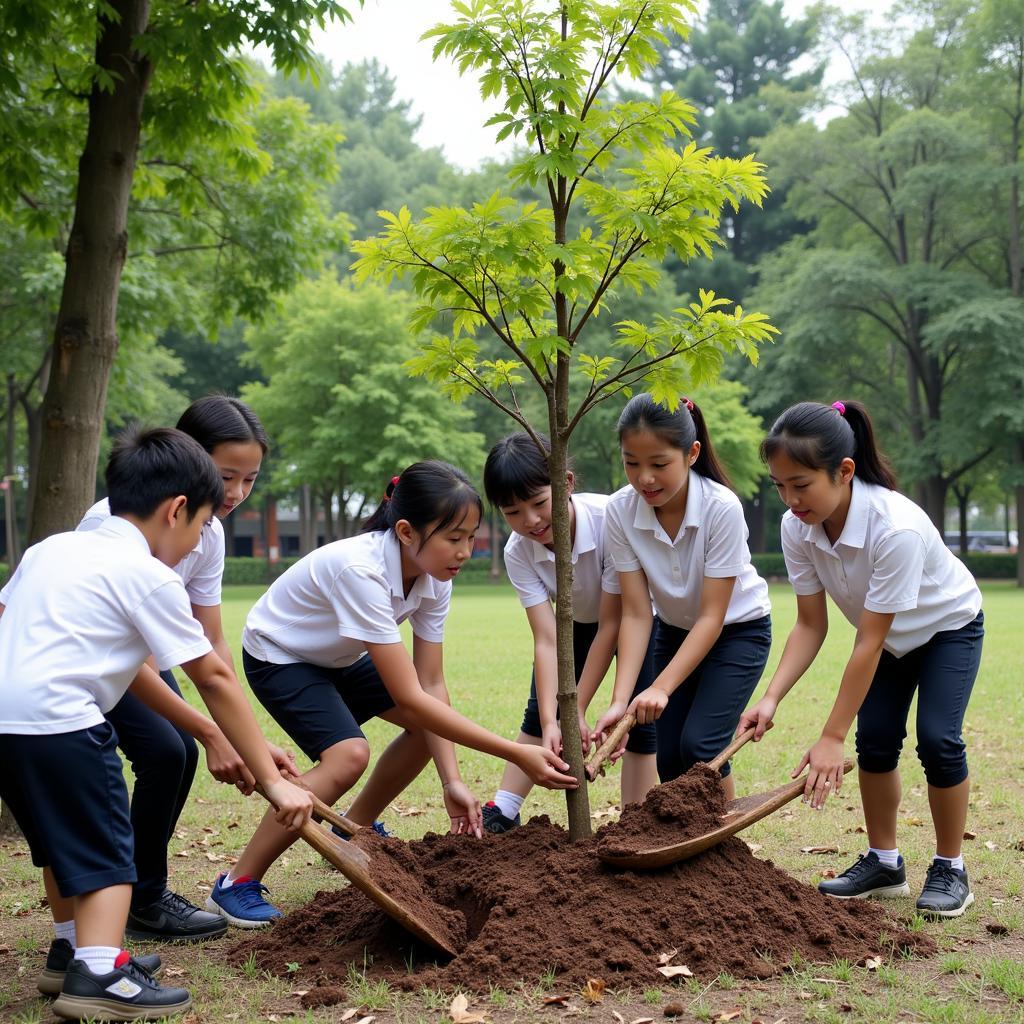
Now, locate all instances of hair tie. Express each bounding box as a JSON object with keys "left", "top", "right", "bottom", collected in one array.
[
  {"left": 831, "top": 401, "right": 846, "bottom": 416},
  {"left": 384, "top": 474, "right": 400, "bottom": 501},
  {"left": 682, "top": 396, "right": 694, "bottom": 412}
]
